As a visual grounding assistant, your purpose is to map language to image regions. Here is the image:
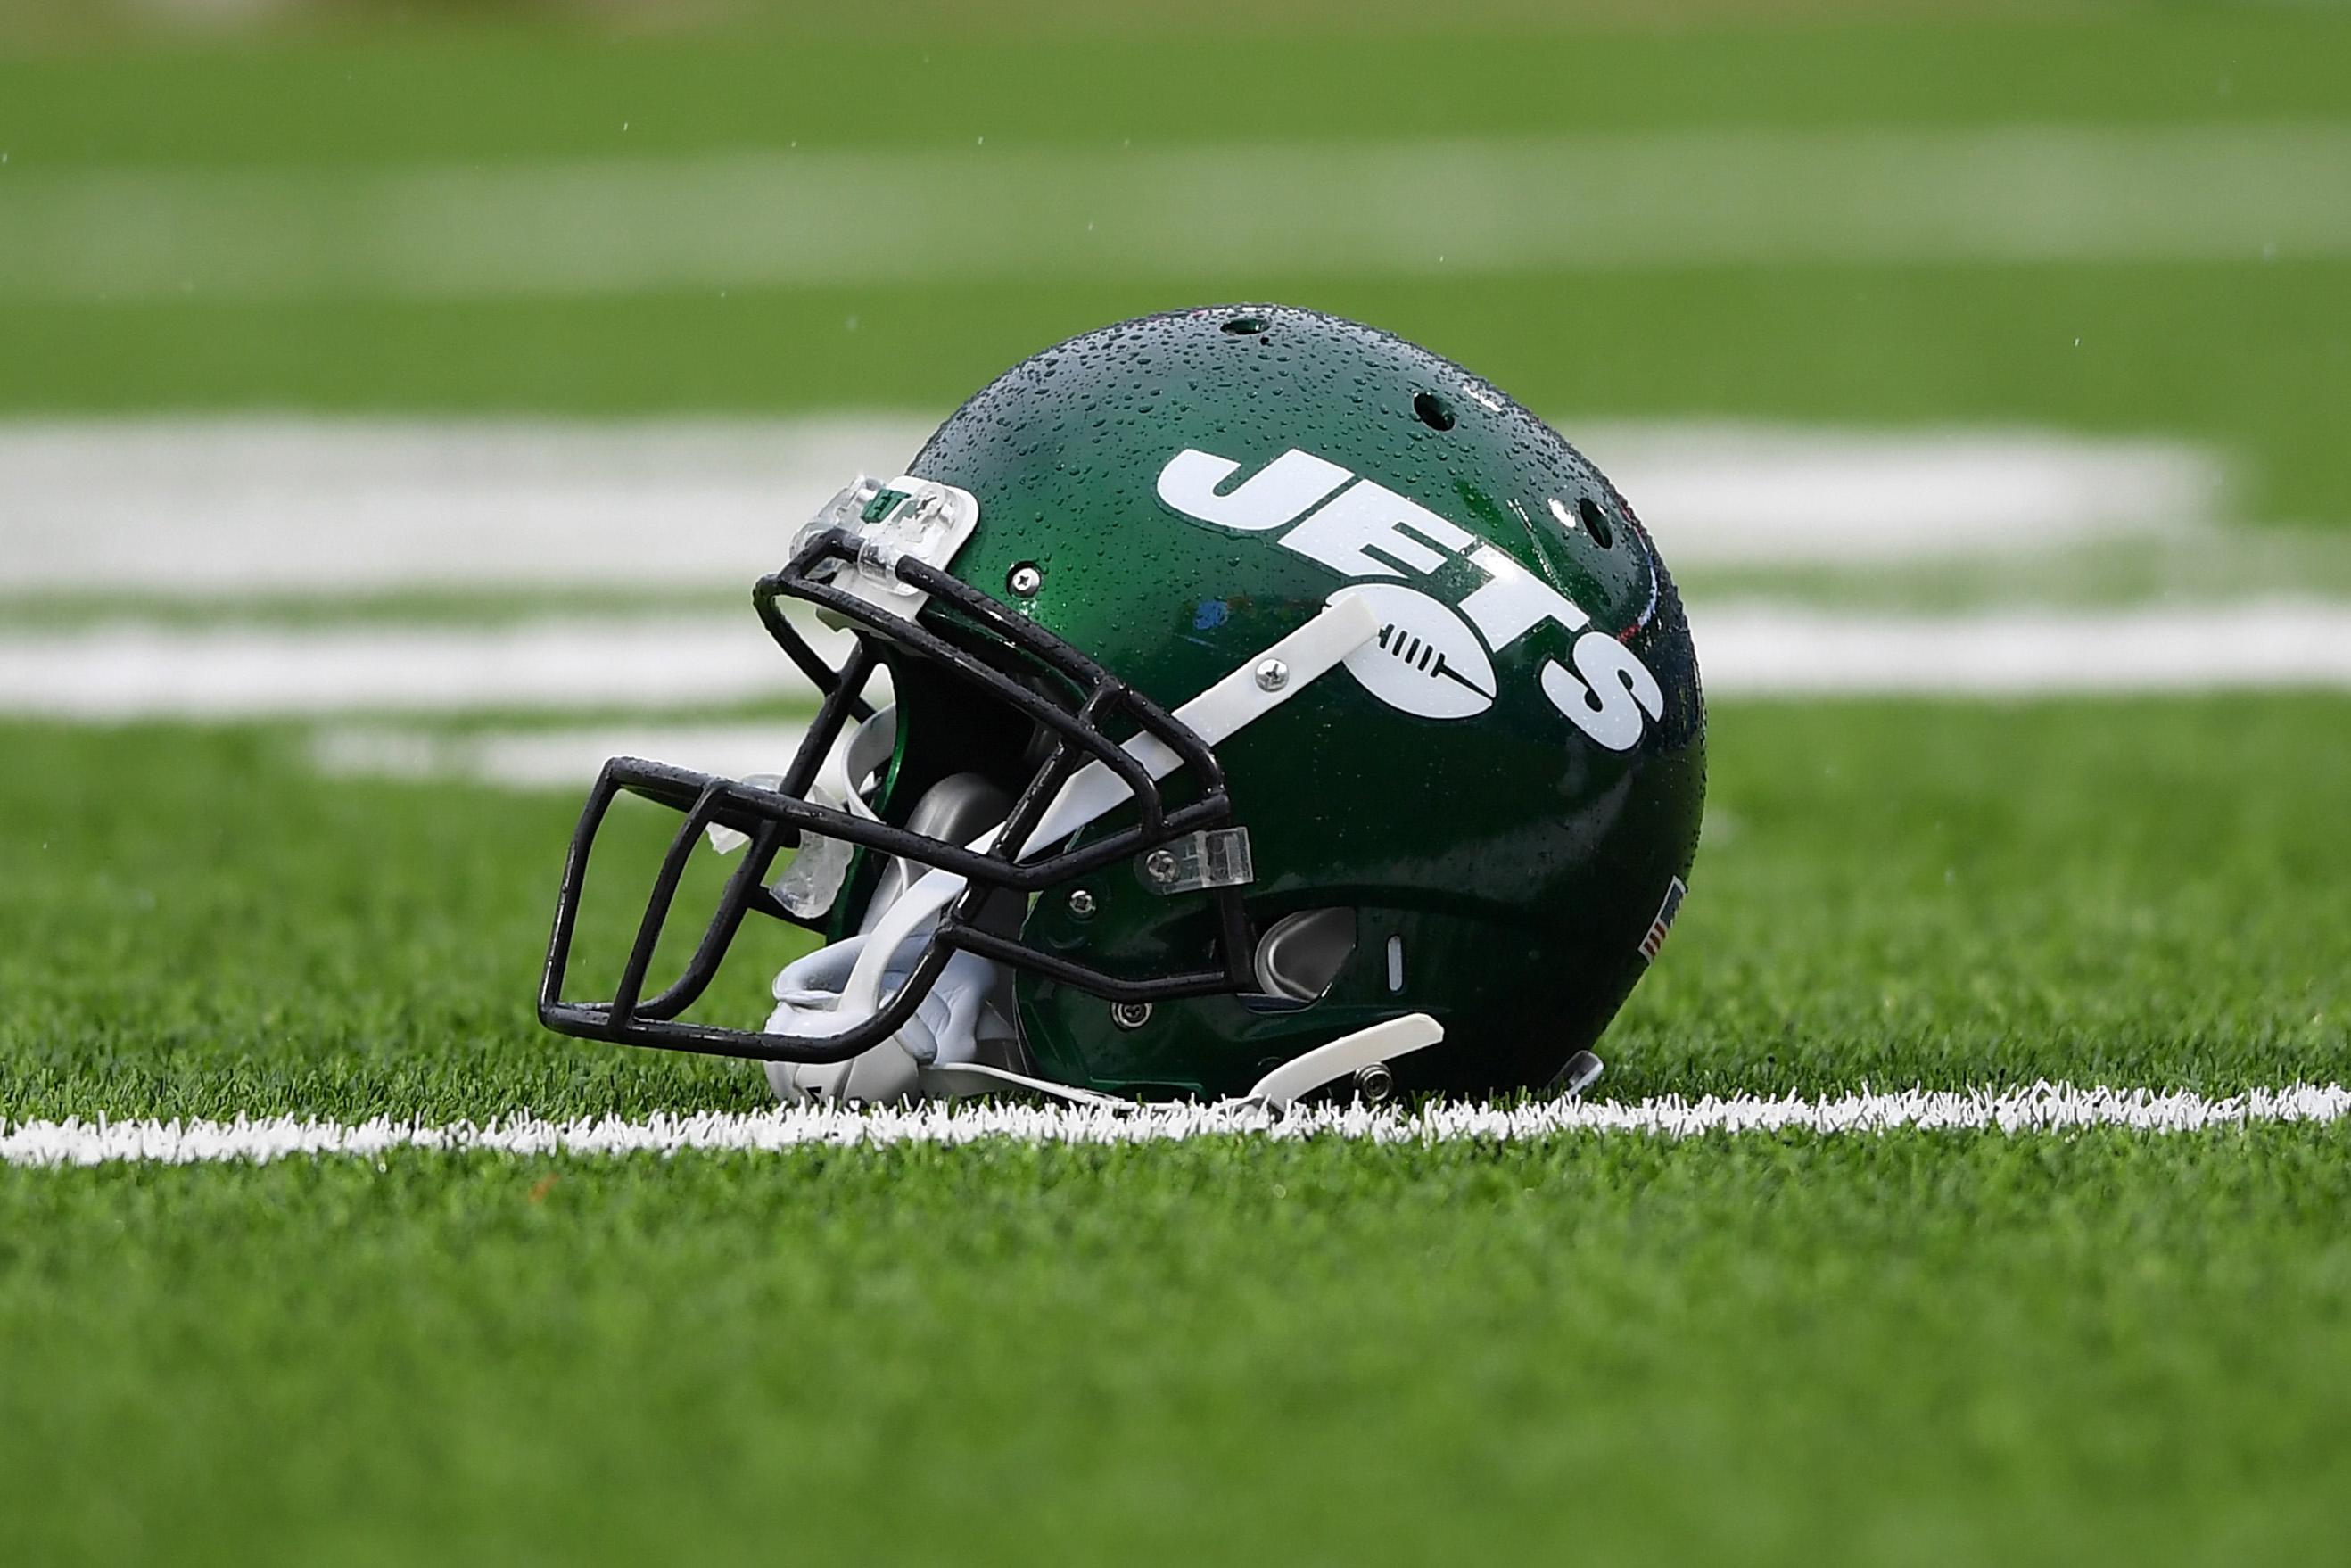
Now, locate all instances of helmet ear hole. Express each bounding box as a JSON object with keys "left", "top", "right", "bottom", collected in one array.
[
  {"left": 1577, "top": 496, "right": 1615, "bottom": 549},
  {"left": 1412, "top": 392, "right": 1456, "bottom": 432},
  {"left": 1251, "top": 908, "right": 1358, "bottom": 1002}
]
